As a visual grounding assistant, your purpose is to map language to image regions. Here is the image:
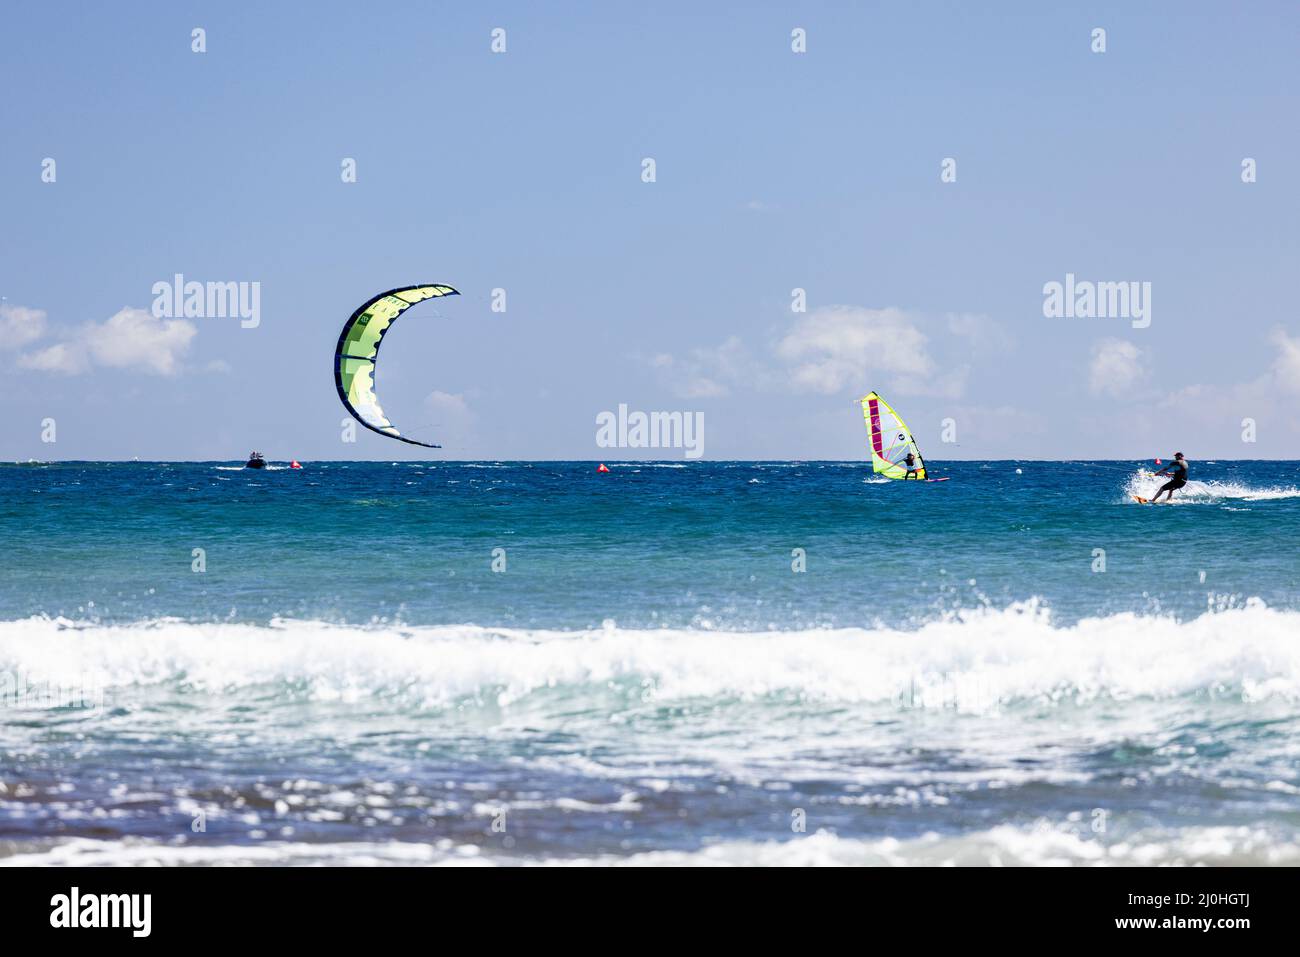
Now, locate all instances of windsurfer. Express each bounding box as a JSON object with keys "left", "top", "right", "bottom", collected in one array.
[{"left": 860, "top": 392, "right": 932, "bottom": 482}]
